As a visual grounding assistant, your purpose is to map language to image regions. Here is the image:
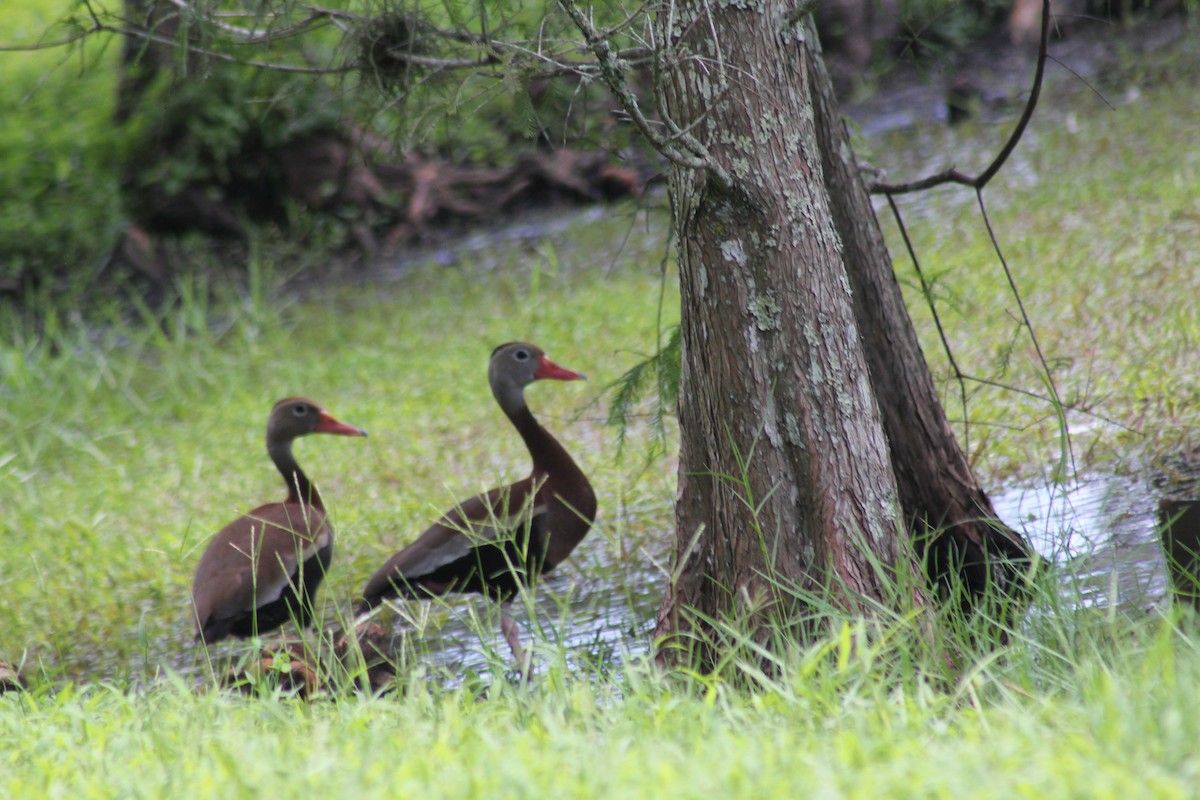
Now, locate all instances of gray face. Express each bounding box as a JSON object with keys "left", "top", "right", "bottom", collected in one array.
[
  {"left": 489, "top": 343, "right": 545, "bottom": 414},
  {"left": 267, "top": 397, "right": 323, "bottom": 443},
  {"left": 492, "top": 343, "right": 542, "bottom": 382}
]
